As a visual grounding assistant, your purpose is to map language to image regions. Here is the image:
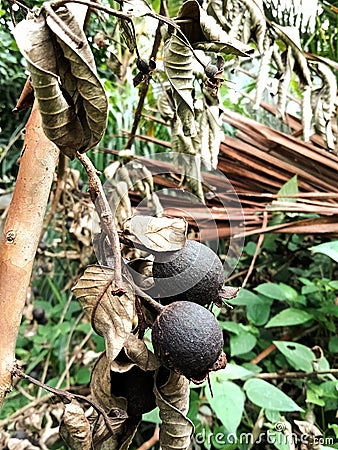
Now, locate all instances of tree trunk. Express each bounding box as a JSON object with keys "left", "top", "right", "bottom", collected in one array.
[{"left": 0, "top": 105, "right": 59, "bottom": 406}]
